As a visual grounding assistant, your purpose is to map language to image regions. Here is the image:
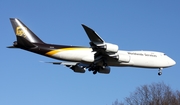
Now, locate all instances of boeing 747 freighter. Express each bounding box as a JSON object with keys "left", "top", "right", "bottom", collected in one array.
[{"left": 8, "top": 18, "right": 176, "bottom": 75}]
